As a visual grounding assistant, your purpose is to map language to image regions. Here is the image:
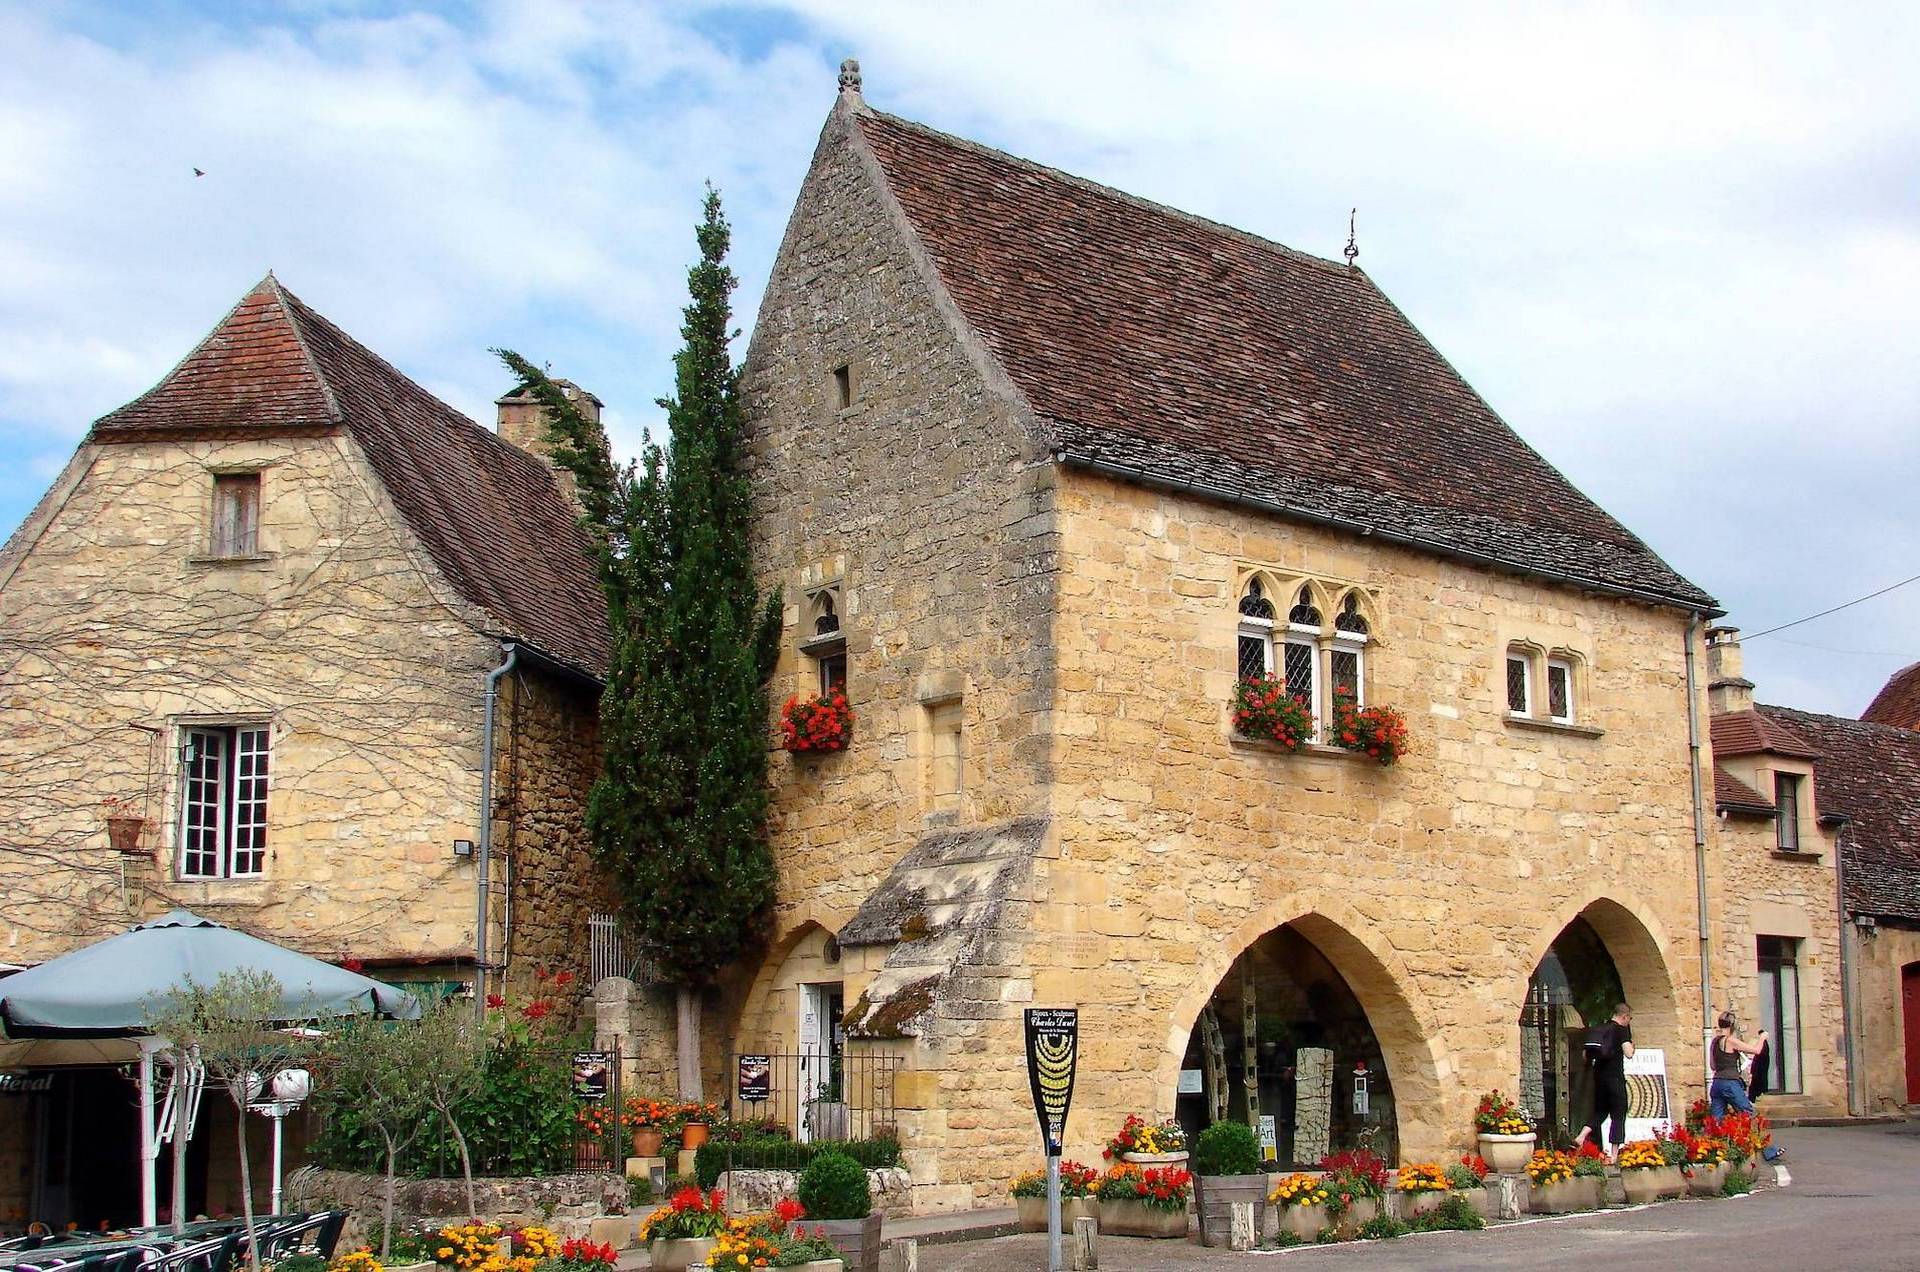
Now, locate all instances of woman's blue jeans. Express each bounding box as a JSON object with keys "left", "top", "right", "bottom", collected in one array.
[{"left": 1710, "top": 1078, "right": 1783, "bottom": 1160}]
